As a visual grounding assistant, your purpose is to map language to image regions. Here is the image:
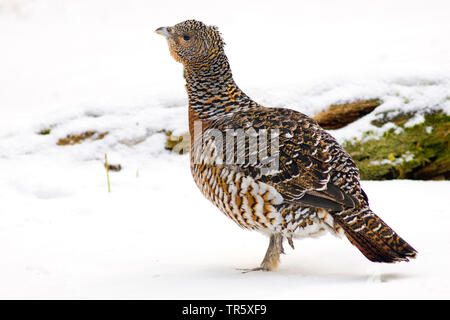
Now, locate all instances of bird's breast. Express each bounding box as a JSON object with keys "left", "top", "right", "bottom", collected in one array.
[{"left": 191, "top": 161, "right": 284, "bottom": 231}]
